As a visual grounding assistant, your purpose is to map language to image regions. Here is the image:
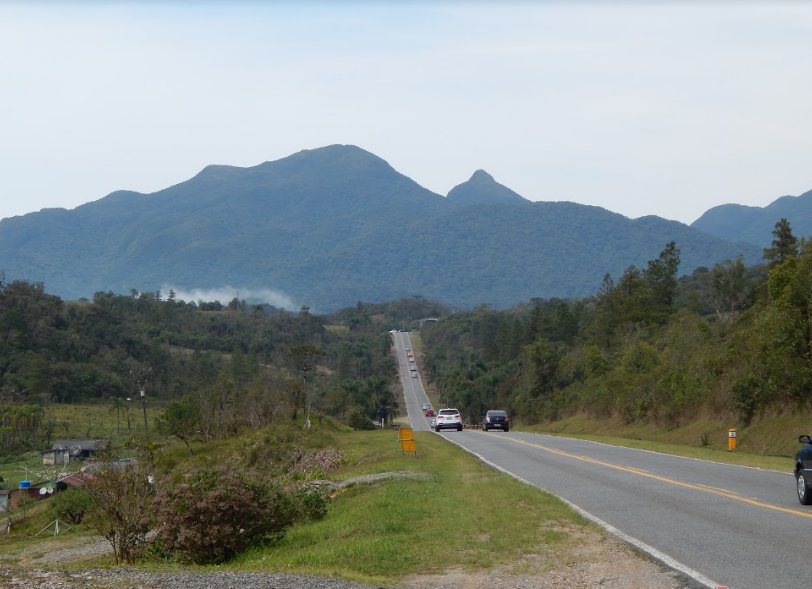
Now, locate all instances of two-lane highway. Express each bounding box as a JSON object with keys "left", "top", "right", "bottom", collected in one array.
[
  {"left": 392, "top": 332, "right": 433, "bottom": 432},
  {"left": 393, "top": 331, "right": 805, "bottom": 589},
  {"left": 446, "top": 431, "right": 805, "bottom": 589}
]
